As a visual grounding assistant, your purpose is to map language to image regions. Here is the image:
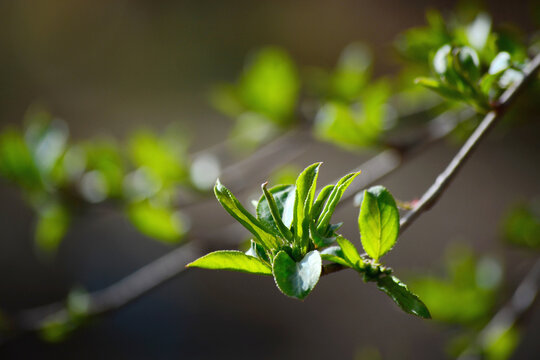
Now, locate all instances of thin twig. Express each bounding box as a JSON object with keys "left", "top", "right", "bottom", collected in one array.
[{"left": 400, "top": 53, "right": 540, "bottom": 232}]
